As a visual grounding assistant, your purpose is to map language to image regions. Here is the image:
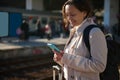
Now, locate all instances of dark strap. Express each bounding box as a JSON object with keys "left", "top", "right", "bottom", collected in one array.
[{"left": 83, "top": 25, "right": 98, "bottom": 52}]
